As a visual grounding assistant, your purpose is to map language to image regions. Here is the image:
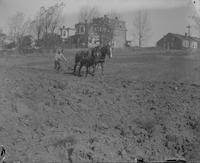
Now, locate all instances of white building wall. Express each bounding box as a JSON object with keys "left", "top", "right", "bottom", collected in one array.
[
  {"left": 190, "top": 41, "right": 198, "bottom": 48},
  {"left": 182, "top": 40, "right": 189, "bottom": 48},
  {"left": 113, "top": 29, "right": 126, "bottom": 48},
  {"left": 182, "top": 40, "right": 198, "bottom": 49}
]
